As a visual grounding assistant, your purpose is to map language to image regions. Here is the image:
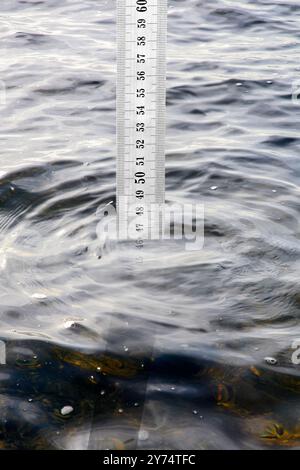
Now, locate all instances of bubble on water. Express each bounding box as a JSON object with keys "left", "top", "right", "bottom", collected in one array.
[
  {"left": 31, "top": 293, "right": 47, "bottom": 300},
  {"left": 64, "top": 320, "right": 76, "bottom": 329},
  {"left": 264, "top": 357, "right": 277, "bottom": 366},
  {"left": 60, "top": 406, "right": 74, "bottom": 416}
]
